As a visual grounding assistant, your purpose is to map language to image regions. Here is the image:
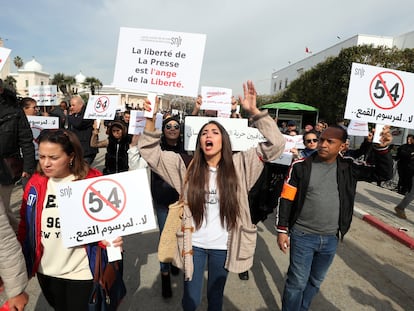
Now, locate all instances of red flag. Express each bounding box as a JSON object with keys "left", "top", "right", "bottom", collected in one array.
[{"left": 305, "top": 47, "right": 312, "bottom": 53}]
